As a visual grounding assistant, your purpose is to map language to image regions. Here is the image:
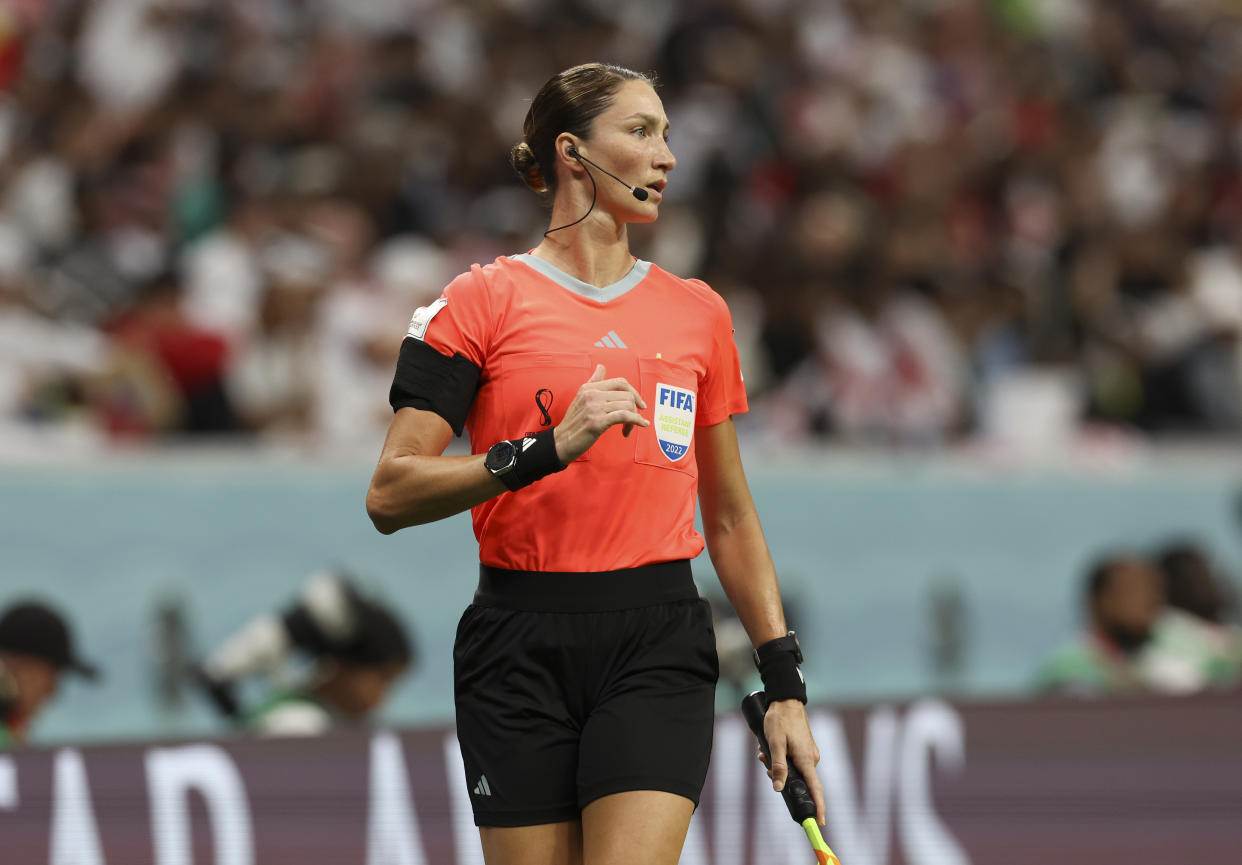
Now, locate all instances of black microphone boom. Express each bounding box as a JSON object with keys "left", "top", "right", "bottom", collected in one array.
[
  {"left": 543, "top": 147, "right": 651, "bottom": 236},
  {"left": 568, "top": 147, "right": 649, "bottom": 201}
]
